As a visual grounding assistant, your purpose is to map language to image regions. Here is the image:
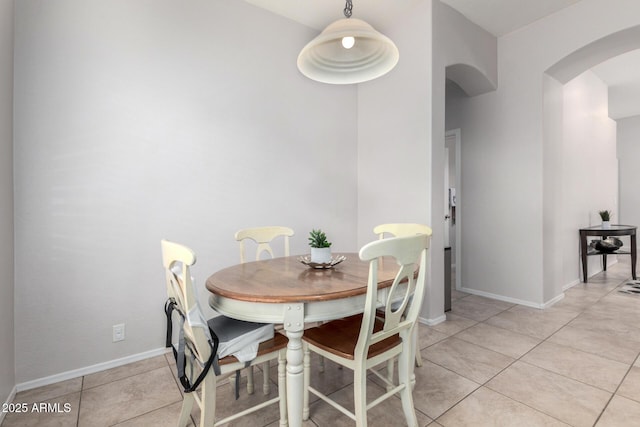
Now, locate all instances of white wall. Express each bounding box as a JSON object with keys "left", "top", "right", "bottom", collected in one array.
[
  {"left": 0, "top": 0, "right": 15, "bottom": 406},
  {"left": 13, "top": 0, "right": 358, "bottom": 384},
  {"left": 560, "top": 71, "right": 617, "bottom": 285},
  {"left": 434, "top": 1, "right": 496, "bottom": 310},
  {"left": 448, "top": 0, "right": 640, "bottom": 306},
  {"left": 357, "top": 0, "right": 435, "bottom": 317},
  {"left": 356, "top": 0, "right": 491, "bottom": 323},
  {"left": 356, "top": 1, "right": 431, "bottom": 243},
  {"left": 542, "top": 74, "right": 564, "bottom": 302},
  {"left": 618, "top": 115, "right": 640, "bottom": 272}
]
